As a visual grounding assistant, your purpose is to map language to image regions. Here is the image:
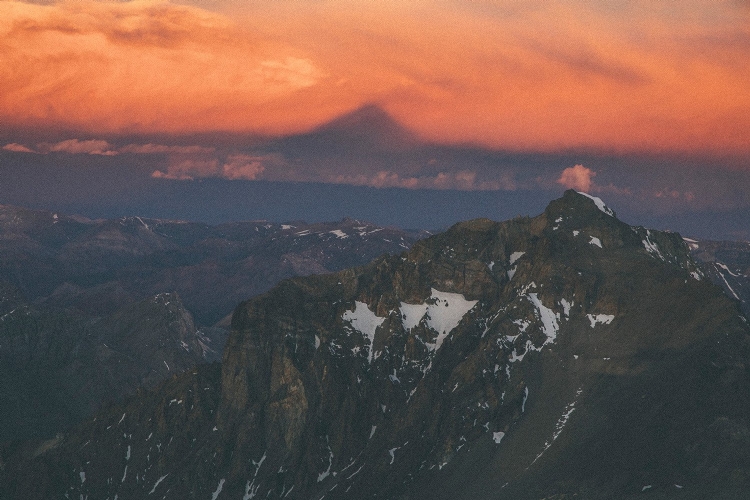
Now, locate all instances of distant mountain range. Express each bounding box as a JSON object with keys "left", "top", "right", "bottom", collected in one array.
[
  {"left": 0, "top": 203, "right": 424, "bottom": 442},
  {"left": 3, "top": 191, "right": 749, "bottom": 499}
]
